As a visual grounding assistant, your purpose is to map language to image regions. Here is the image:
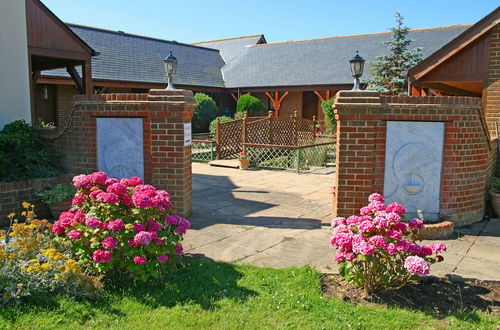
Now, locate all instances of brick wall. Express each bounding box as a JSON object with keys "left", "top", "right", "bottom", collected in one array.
[
  {"left": 0, "top": 175, "right": 73, "bottom": 225},
  {"left": 333, "top": 90, "right": 494, "bottom": 226},
  {"left": 45, "top": 90, "right": 195, "bottom": 216},
  {"left": 484, "top": 23, "right": 500, "bottom": 138}
]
